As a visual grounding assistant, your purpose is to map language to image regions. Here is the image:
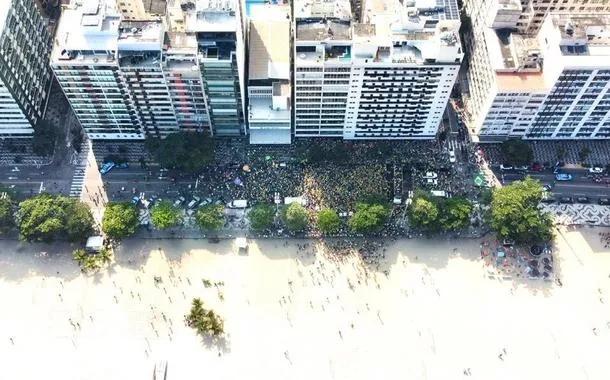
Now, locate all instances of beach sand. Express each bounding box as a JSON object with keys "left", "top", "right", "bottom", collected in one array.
[{"left": 1, "top": 226, "right": 610, "bottom": 380}]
